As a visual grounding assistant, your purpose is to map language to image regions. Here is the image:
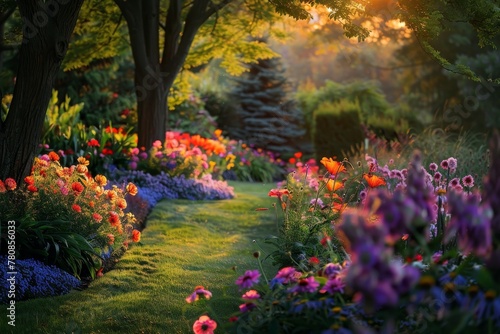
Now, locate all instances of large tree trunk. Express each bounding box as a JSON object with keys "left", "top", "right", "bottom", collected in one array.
[
  {"left": 115, "top": 0, "right": 232, "bottom": 148},
  {"left": 0, "top": 0, "right": 84, "bottom": 184}
]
